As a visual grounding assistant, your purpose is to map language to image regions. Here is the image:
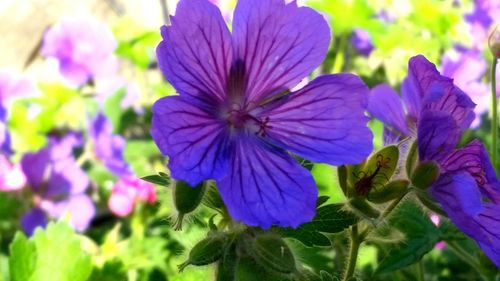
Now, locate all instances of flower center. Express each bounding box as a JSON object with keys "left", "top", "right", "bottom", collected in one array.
[{"left": 224, "top": 104, "right": 271, "bottom": 137}]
